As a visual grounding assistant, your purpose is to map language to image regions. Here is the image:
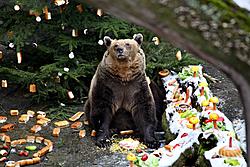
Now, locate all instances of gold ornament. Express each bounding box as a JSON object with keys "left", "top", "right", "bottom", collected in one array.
[
  {"left": 1, "top": 80, "right": 7, "bottom": 88},
  {"left": 29, "top": 10, "right": 39, "bottom": 17},
  {"left": 7, "top": 31, "right": 14, "bottom": 39},
  {"left": 17, "top": 51, "right": 22, "bottom": 64},
  {"left": 76, "top": 4, "right": 84, "bottom": 13},
  {"left": 45, "top": 12, "right": 52, "bottom": 20},
  {"left": 29, "top": 84, "right": 37, "bottom": 93}
]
